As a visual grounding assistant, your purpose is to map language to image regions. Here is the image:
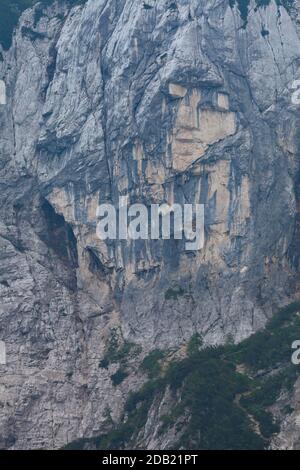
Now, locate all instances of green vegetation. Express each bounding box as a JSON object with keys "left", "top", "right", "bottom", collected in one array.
[
  {"left": 65, "top": 302, "right": 300, "bottom": 450},
  {"left": 229, "top": 0, "right": 295, "bottom": 27},
  {"left": 165, "top": 351, "right": 263, "bottom": 449},
  {"left": 229, "top": 301, "right": 300, "bottom": 370},
  {"left": 164, "top": 285, "right": 185, "bottom": 301},
  {"left": 0, "top": 1, "right": 87, "bottom": 50},
  {"left": 111, "top": 368, "right": 129, "bottom": 386},
  {"left": 99, "top": 328, "right": 141, "bottom": 370},
  {"left": 187, "top": 333, "right": 203, "bottom": 356},
  {"left": 0, "top": 0, "right": 294, "bottom": 51},
  {"left": 143, "top": 2, "right": 153, "bottom": 9},
  {"left": 65, "top": 379, "right": 164, "bottom": 450},
  {"left": 261, "top": 28, "right": 270, "bottom": 37},
  {"left": 277, "top": 0, "right": 295, "bottom": 11},
  {"left": 98, "top": 328, "right": 142, "bottom": 388},
  {"left": 0, "top": 1, "right": 33, "bottom": 50},
  {"left": 229, "top": 0, "right": 251, "bottom": 24},
  {"left": 140, "top": 349, "right": 165, "bottom": 378}
]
